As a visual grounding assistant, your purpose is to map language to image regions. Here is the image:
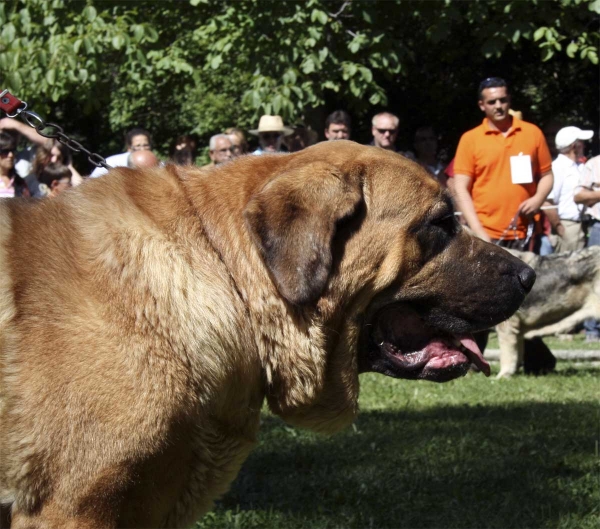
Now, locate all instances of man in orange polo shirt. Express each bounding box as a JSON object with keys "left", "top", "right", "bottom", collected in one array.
[{"left": 453, "top": 77, "right": 554, "bottom": 248}]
